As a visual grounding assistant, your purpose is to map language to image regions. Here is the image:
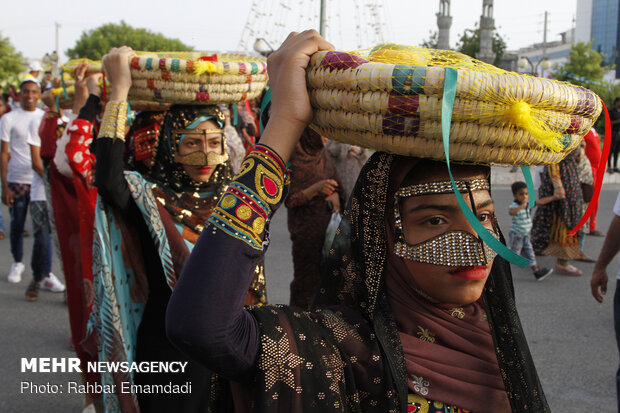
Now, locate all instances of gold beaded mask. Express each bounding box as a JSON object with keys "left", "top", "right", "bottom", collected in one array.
[
  {"left": 172, "top": 128, "right": 229, "bottom": 167},
  {"left": 393, "top": 178, "right": 499, "bottom": 267}
]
